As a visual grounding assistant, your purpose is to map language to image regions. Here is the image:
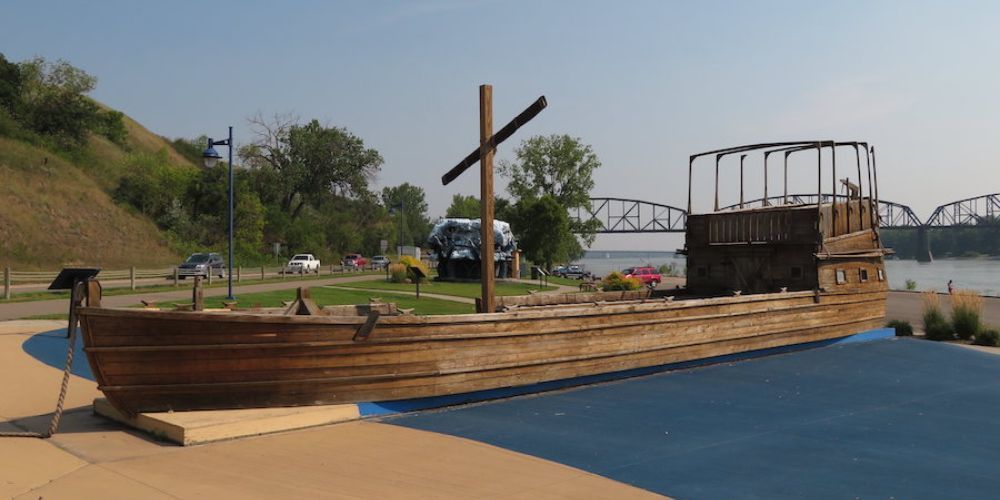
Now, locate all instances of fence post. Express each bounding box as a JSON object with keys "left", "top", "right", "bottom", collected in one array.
[
  {"left": 237, "top": 265, "right": 242, "bottom": 283},
  {"left": 130, "top": 266, "right": 136, "bottom": 290},
  {"left": 208, "top": 270, "right": 213, "bottom": 285},
  {"left": 261, "top": 265, "right": 265, "bottom": 281},
  {"left": 173, "top": 267, "right": 179, "bottom": 287},
  {"left": 3, "top": 267, "right": 10, "bottom": 300}
]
